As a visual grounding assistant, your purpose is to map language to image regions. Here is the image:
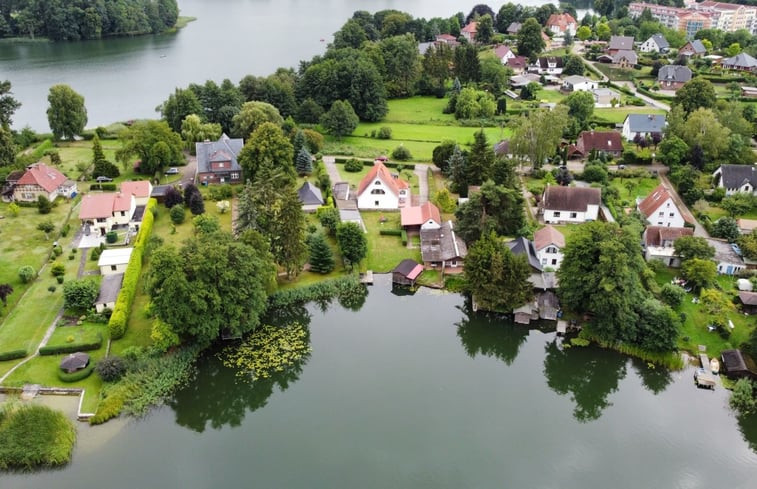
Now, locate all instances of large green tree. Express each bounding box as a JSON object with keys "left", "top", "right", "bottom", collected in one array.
[
  {"left": 308, "top": 233, "right": 336, "bottom": 274},
  {"left": 421, "top": 43, "right": 453, "bottom": 96},
  {"left": 336, "top": 222, "right": 367, "bottom": 269},
  {"left": 464, "top": 232, "right": 533, "bottom": 312},
  {"left": 475, "top": 14, "right": 495, "bottom": 44},
  {"left": 379, "top": 34, "right": 421, "bottom": 97},
  {"left": 237, "top": 122, "right": 295, "bottom": 183},
  {"left": 231, "top": 101, "right": 283, "bottom": 139},
  {"left": 465, "top": 129, "right": 495, "bottom": 186},
  {"left": 517, "top": 17, "right": 546, "bottom": 61},
  {"left": 561, "top": 90, "right": 595, "bottom": 134},
  {"left": 116, "top": 120, "right": 184, "bottom": 176},
  {"left": 511, "top": 106, "right": 569, "bottom": 169},
  {"left": 181, "top": 114, "right": 222, "bottom": 154},
  {"left": 320, "top": 100, "right": 359, "bottom": 140},
  {"left": 47, "top": 84, "right": 87, "bottom": 140},
  {"left": 0, "top": 126, "right": 16, "bottom": 167},
  {"left": 674, "top": 77, "right": 717, "bottom": 115},
  {"left": 455, "top": 180, "right": 525, "bottom": 243},
  {"left": 452, "top": 43, "right": 481, "bottom": 83},
  {"left": 158, "top": 88, "right": 203, "bottom": 133},
  {"left": 0, "top": 80, "right": 21, "bottom": 128},
  {"left": 674, "top": 236, "right": 715, "bottom": 262}
]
